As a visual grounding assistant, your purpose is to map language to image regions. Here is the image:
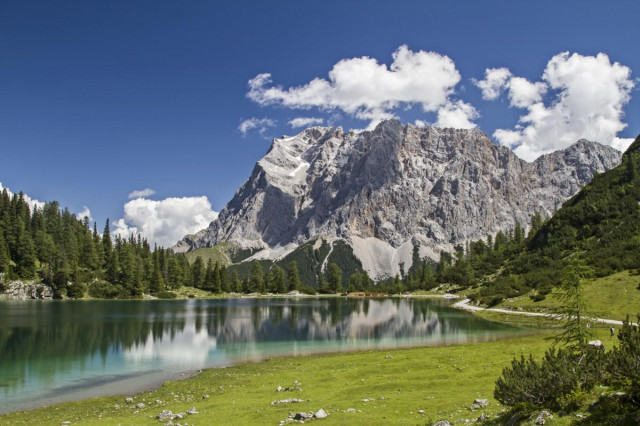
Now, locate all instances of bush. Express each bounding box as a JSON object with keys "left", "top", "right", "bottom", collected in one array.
[
  {"left": 66, "top": 281, "right": 87, "bottom": 299},
  {"left": 607, "top": 315, "right": 640, "bottom": 405},
  {"left": 494, "top": 347, "right": 605, "bottom": 411},
  {"left": 88, "top": 280, "right": 120, "bottom": 299},
  {"left": 155, "top": 290, "right": 177, "bottom": 299}
]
